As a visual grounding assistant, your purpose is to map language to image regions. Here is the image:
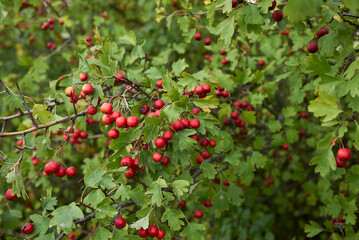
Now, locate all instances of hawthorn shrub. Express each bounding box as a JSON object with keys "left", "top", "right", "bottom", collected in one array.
[{"left": 0, "top": 0, "right": 358, "bottom": 239}]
